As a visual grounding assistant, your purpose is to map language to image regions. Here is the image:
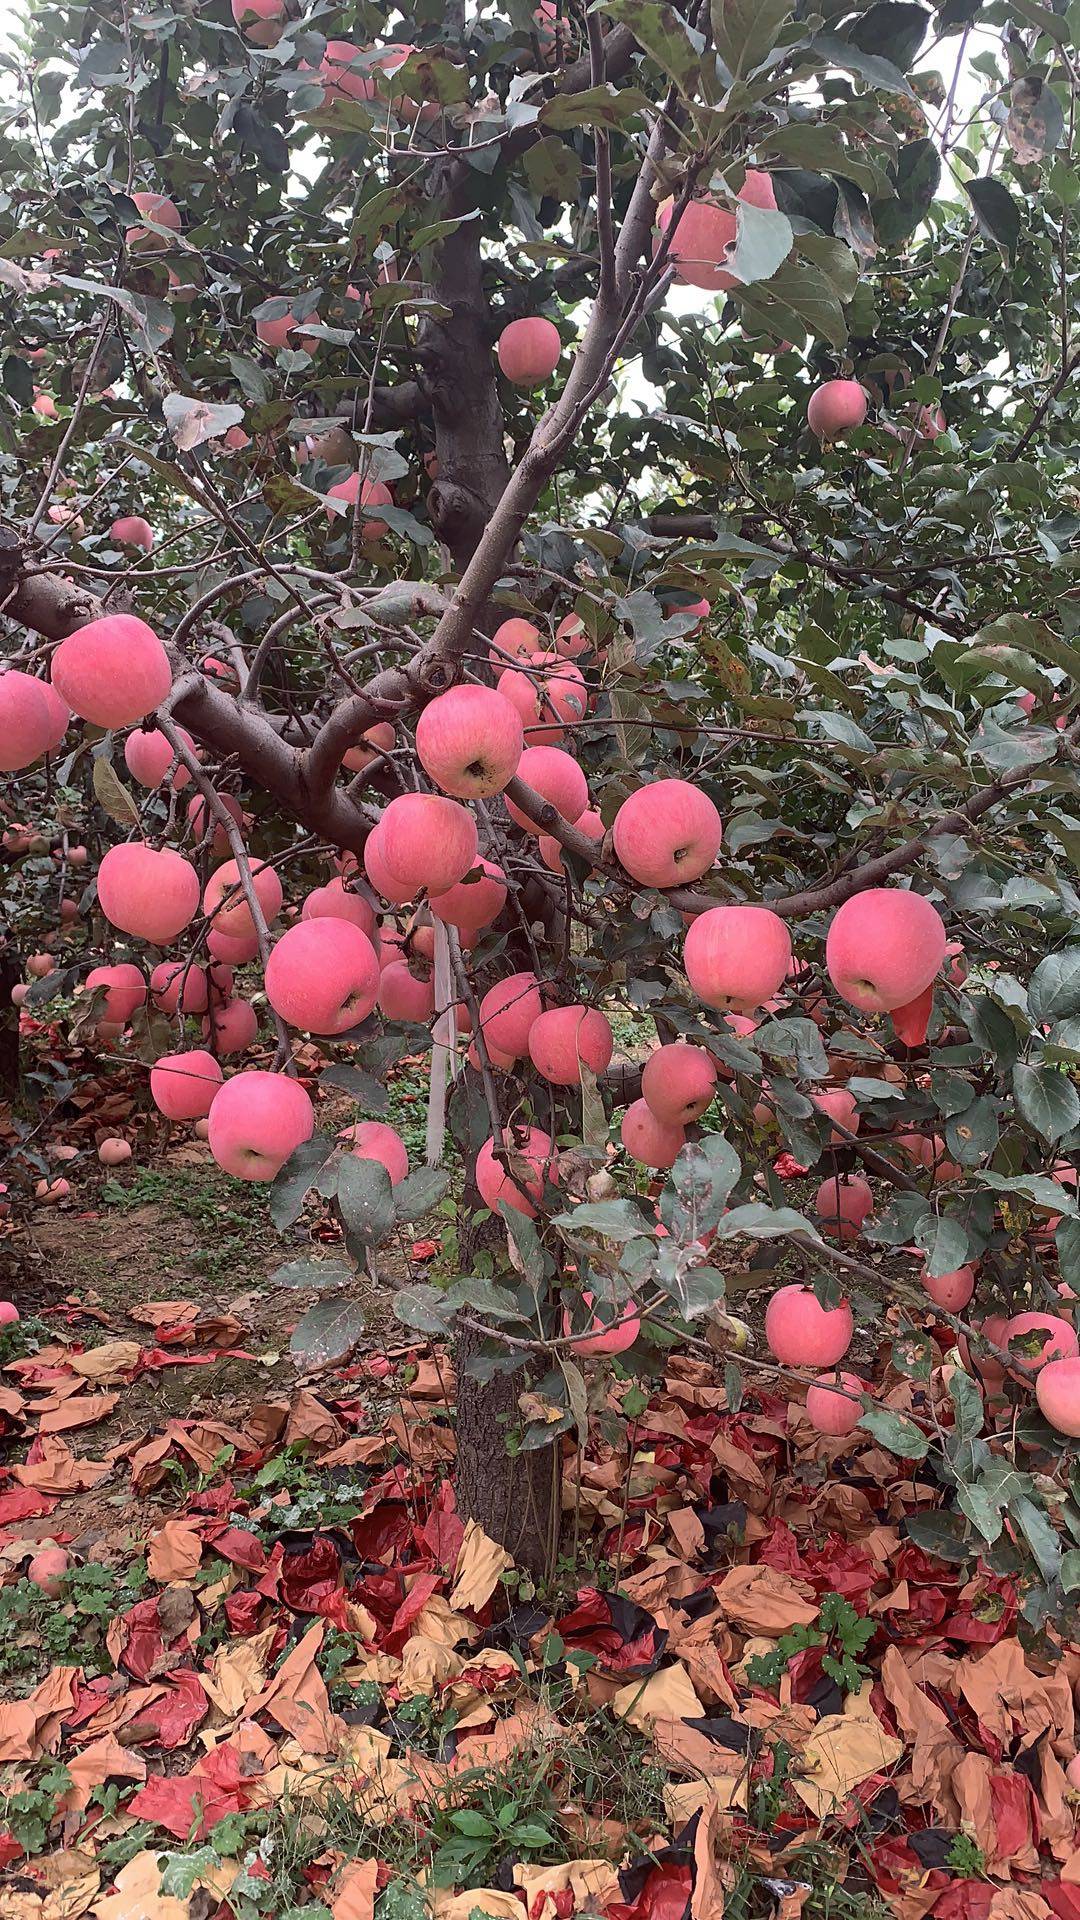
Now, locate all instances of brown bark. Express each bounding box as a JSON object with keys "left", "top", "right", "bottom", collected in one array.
[
  {"left": 0, "top": 948, "right": 21, "bottom": 1104},
  {"left": 454, "top": 1320, "right": 558, "bottom": 1582}
]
